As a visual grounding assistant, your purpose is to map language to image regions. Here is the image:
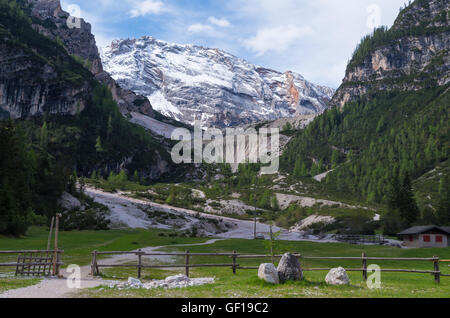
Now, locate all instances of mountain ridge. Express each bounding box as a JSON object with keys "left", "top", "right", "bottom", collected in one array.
[
  {"left": 331, "top": 0, "right": 449, "bottom": 108},
  {"left": 3, "top": 0, "right": 156, "bottom": 119},
  {"left": 101, "top": 36, "right": 335, "bottom": 128}
]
